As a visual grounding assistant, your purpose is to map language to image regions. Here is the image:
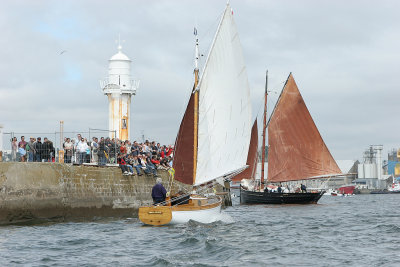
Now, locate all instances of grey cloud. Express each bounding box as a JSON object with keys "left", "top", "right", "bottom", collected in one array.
[{"left": 1, "top": 0, "right": 400, "bottom": 160}]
